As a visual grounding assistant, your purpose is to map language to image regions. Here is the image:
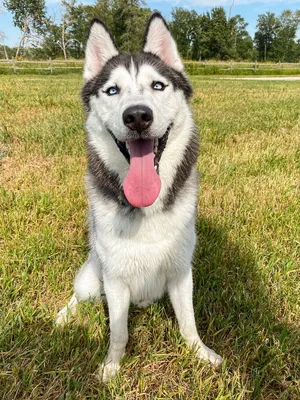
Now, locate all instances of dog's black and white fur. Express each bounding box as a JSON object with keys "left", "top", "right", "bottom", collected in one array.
[{"left": 56, "top": 13, "right": 222, "bottom": 381}]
